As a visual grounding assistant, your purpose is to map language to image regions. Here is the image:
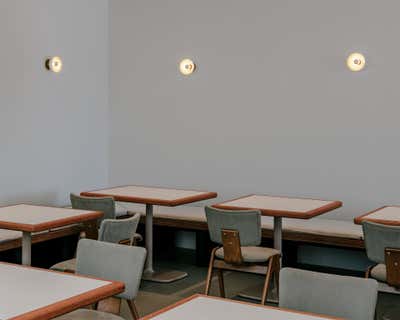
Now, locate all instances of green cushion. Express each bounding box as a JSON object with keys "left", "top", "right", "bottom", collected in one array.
[
  {"left": 50, "top": 258, "right": 76, "bottom": 273},
  {"left": 371, "top": 264, "right": 387, "bottom": 282},
  {"left": 215, "top": 246, "right": 279, "bottom": 263}
]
